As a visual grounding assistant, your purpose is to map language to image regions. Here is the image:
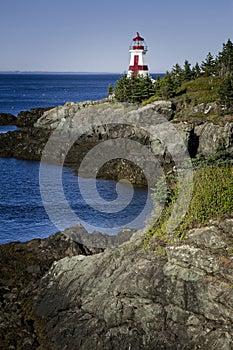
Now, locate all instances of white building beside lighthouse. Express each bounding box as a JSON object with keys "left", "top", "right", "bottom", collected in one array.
[{"left": 127, "top": 32, "right": 149, "bottom": 77}]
